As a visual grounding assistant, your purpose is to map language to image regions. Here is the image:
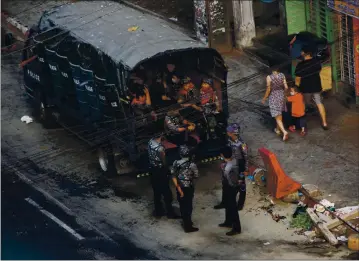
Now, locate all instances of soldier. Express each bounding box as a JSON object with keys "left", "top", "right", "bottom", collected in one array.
[
  {"left": 171, "top": 145, "right": 199, "bottom": 233},
  {"left": 218, "top": 146, "right": 242, "bottom": 236},
  {"left": 214, "top": 123, "right": 248, "bottom": 211},
  {"left": 148, "top": 133, "right": 179, "bottom": 219},
  {"left": 164, "top": 108, "right": 196, "bottom": 146}
]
